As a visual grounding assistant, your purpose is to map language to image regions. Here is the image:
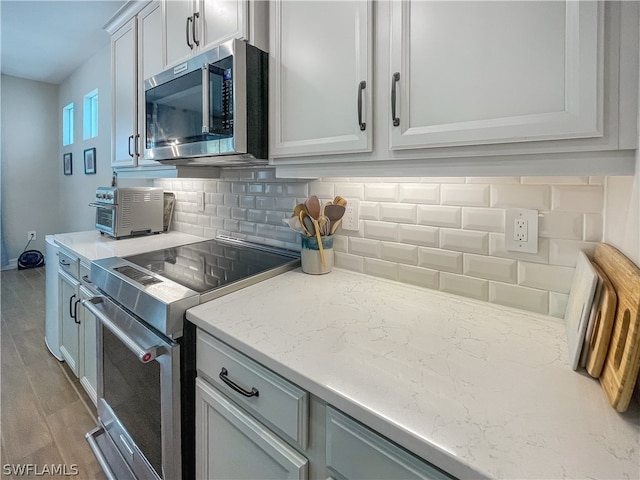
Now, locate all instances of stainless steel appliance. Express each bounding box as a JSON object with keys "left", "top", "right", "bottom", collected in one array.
[
  {"left": 90, "top": 187, "right": 164, "bottom": 239},
  {"left": 82, "top": 236, "right": 300, "bottom": 479},
  {"left": 144, "top": 39, "right": 267, "bottom": 165}
]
